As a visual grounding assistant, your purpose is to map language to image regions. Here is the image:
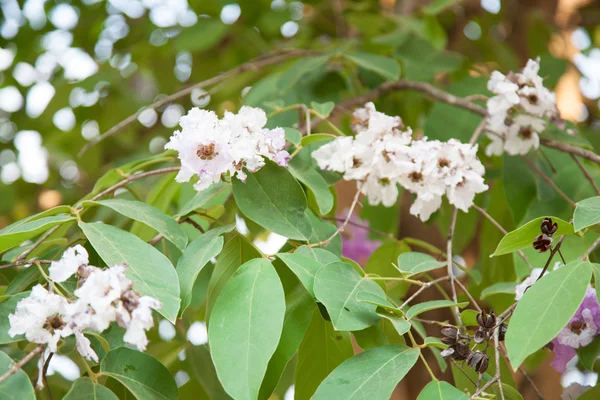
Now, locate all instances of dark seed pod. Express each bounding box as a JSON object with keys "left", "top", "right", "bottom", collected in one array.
[
  {"left": 474, "top": 328, "right": 486, "bottom": 344},
  {"left": 467, "top": 351, "right": 489, "bottom": 374},
  {"left": 453, "top": 342, "right": 471, "bottom": 361},
  {"left": 533, "top": 234, "right": 553, "bottom": 252},
  {"left": 540, "top": 217, "right": 558, "bottom": 236},
  {"left": 441, "top": 336, "right": 457, "bottom": 345},
  {"left": 441, "top": 325, "right": 458, "bottom": 338},
  {"left": 476, "top": 311, "right": 496, "bottom": 329},
  {"left": 498, "top": 323, "right": 507, "bottom": 341}
]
